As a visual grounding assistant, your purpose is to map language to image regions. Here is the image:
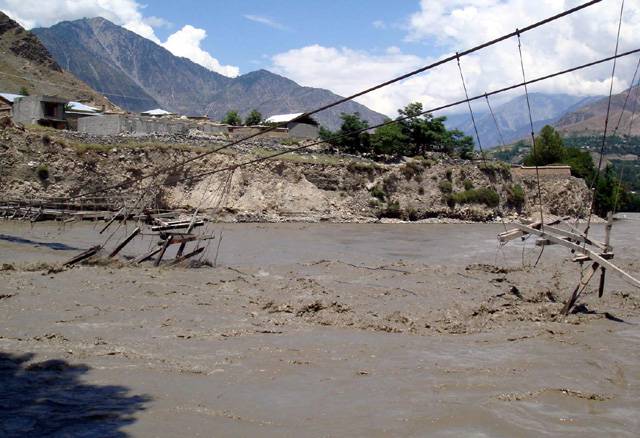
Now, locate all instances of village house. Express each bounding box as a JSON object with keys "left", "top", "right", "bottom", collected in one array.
[
  {"left": 265, "top": 113, "right": 320, "bottom": 139},
  {"left": 11, "top": 95, "right": 69, "bottom": 128}
]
